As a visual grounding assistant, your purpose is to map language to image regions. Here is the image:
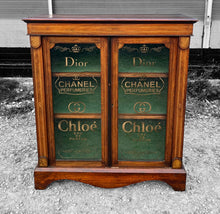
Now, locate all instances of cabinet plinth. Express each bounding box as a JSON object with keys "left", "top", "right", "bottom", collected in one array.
[{"left": 24, "top": 15, "right": 197, "bottom": 191}]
